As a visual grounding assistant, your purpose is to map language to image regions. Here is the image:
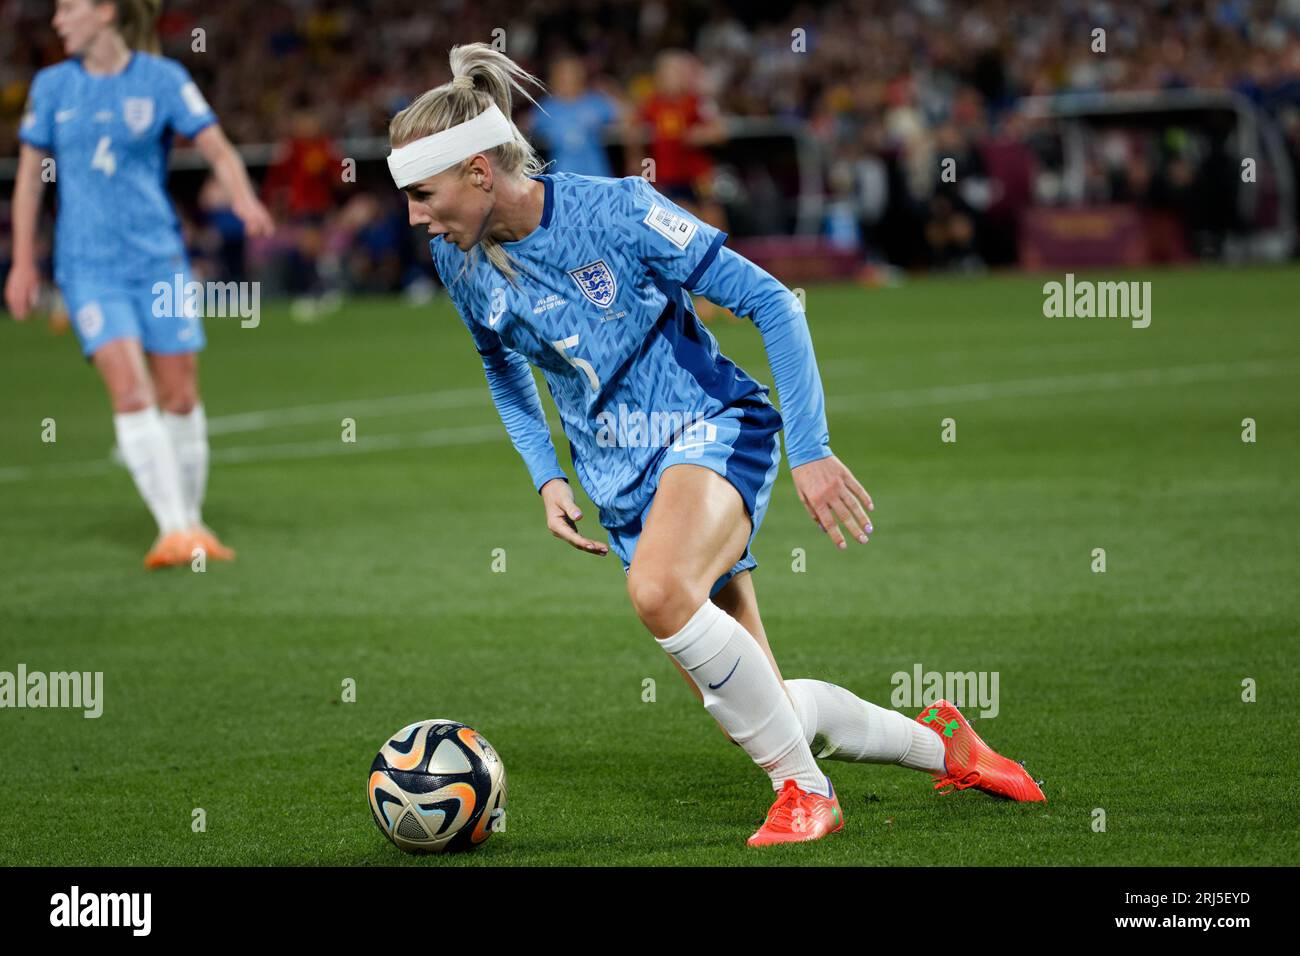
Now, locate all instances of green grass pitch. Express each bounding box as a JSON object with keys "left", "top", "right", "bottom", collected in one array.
[{"left": 1, "top": 266, "right": 1297, "bottom": 866}]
